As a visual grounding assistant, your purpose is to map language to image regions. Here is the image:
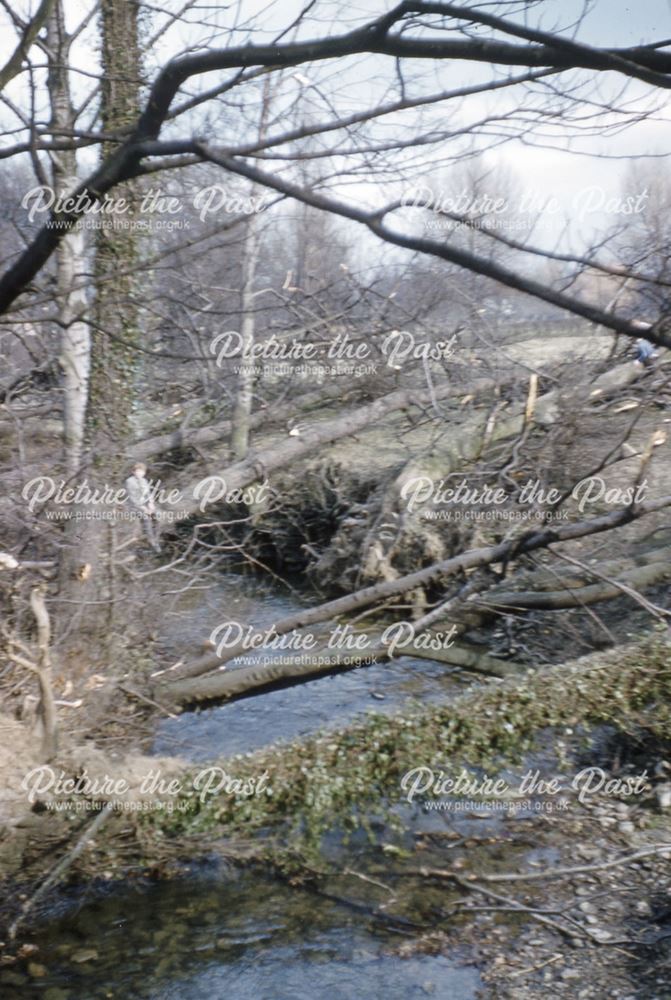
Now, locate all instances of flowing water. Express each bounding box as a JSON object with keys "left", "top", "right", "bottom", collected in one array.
[
  {"left": 8, "top": 575, "right": 495, "bottom": 998},
  {"left": 153, "top": 574, "right": 472, "bottom": 759},
  {"left": 3, "top": 864, "right": 482, "bottom": 998}
]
